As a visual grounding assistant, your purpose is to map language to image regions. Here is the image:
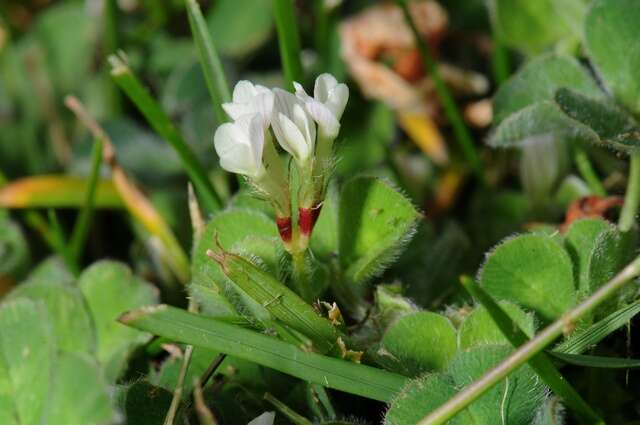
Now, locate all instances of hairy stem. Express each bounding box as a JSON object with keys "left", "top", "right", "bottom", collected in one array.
[
  {"left": 574, "top": 148, "right": 606, "bottom": 197},
  {"left": 419, "top": 256, "right": 640, "bottom": 425},
  {"left": 619, "top": 152, "right": 640, "bottom": 232}
]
